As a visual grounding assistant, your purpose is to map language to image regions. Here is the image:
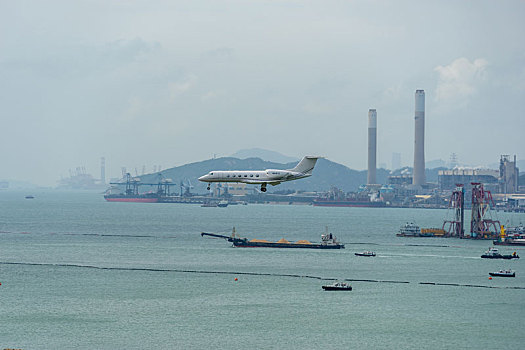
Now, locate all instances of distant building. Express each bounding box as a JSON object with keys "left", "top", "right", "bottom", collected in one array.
[
  {"left": 213, "top": 183, "right": 248, "bottom": 196},
  {"left": 389, "top": 174, "right": 413, "bottom": 185},
  {"left": 499, "top": 155, "right": 519, "bottom": 193},
  {"left": 391, "top": 153, "right": 401, "bottom": 171},
  {"left": 438, "top": 168, "right": 499, "bottom": 191},
  {"left": 57, "top": 166, "right": 106, "bottom": 190}
]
